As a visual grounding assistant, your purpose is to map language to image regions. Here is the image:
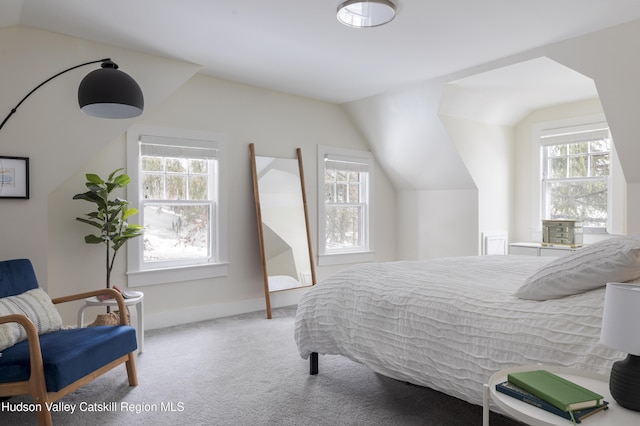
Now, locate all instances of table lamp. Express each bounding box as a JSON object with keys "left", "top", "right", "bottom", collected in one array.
[{"left": 600, "top": 282, "right": 640, "bottom": 411}]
